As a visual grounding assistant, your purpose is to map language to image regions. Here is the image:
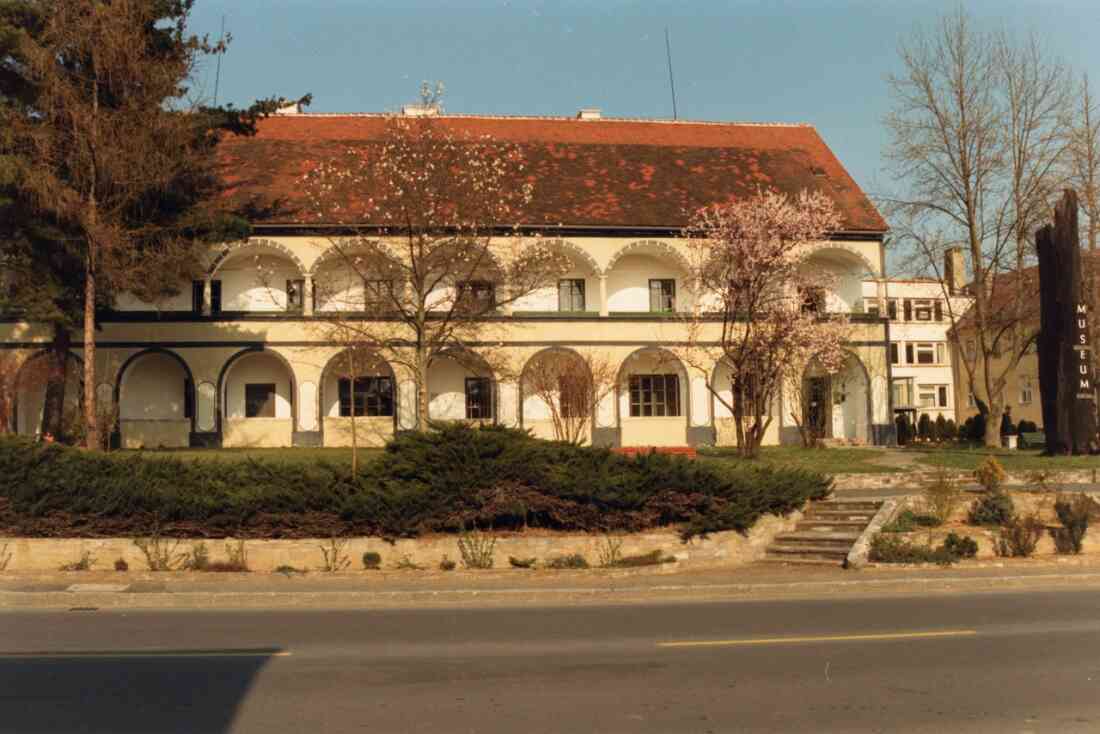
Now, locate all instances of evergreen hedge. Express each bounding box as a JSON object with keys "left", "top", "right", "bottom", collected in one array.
[{"left": 0, "top": 424, "right": 831, "bottom": 541}]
